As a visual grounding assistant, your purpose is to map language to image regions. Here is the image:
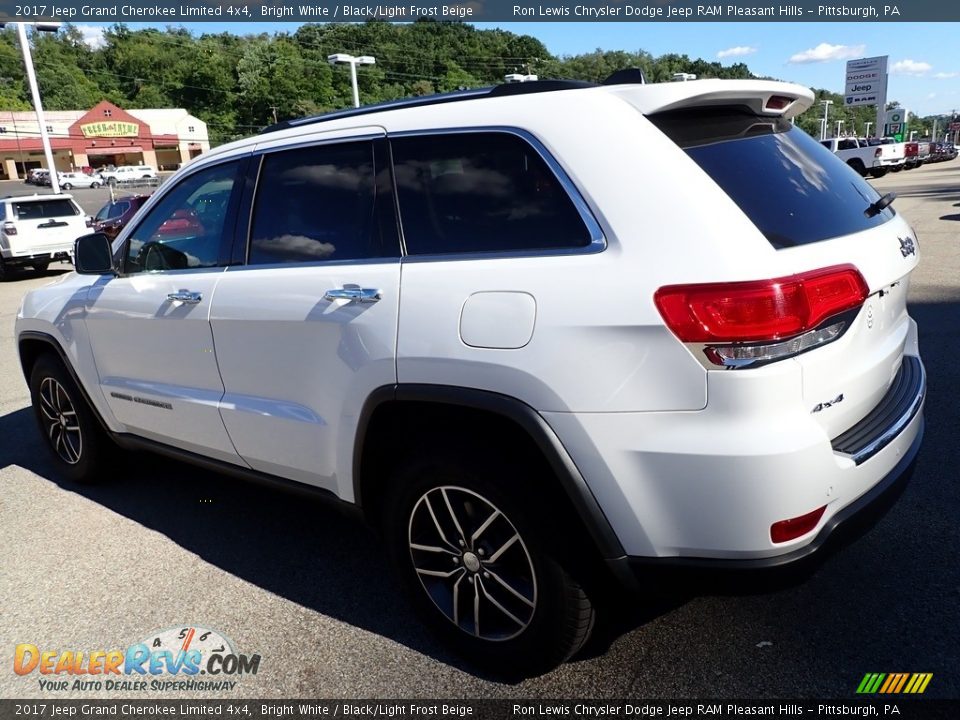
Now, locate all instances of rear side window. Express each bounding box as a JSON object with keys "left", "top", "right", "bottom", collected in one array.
[
  {"left": 649, "top": 108, "right": 894, "bottom": 249},
  {"left": 14, "top": 199, "right": 79, "bottom": 220},
  {"left": 392, "top": 132, "right": 593, "bottom": 255},
  {"left": 249, "top": 140, "right": 393, "bottom": 265}
]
